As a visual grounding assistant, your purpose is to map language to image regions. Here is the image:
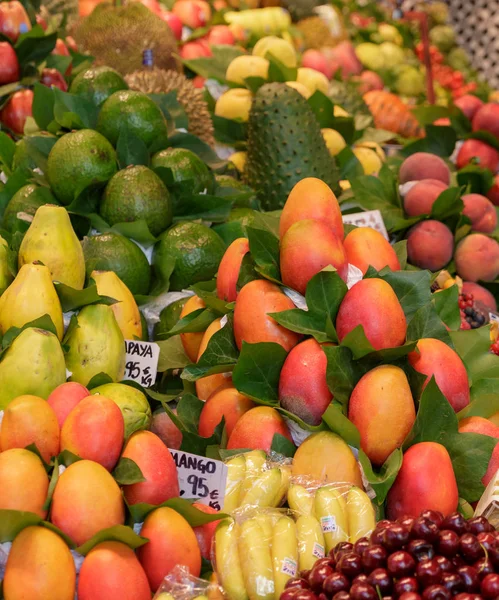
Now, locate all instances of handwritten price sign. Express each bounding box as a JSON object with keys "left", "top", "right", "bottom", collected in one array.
[
  {"left": 342, "top": 210, "right": 389, "bottom": 240},
  {"left": 123, "top": 340, "right": 160, "bottom": 388}
]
